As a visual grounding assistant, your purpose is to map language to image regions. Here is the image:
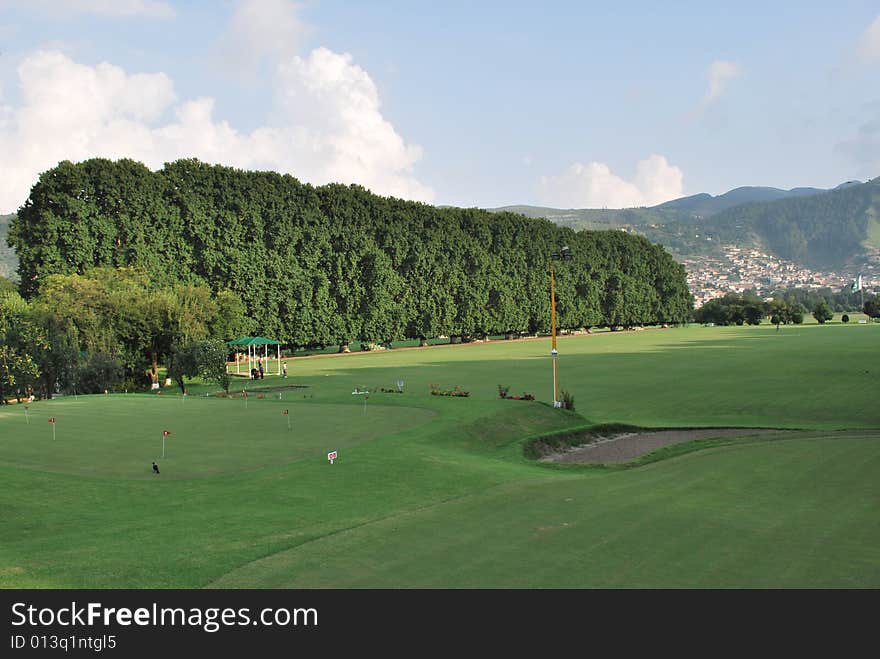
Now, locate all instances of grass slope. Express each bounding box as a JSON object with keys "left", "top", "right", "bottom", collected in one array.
[{"left": 1, "top": 324, "right": 878, "bottom": 588}]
